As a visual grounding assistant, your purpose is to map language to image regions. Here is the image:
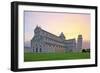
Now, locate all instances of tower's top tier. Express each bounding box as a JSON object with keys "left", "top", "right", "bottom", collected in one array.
[{"left": 78, "top": 35, "right": 82, "bottom": 39}]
